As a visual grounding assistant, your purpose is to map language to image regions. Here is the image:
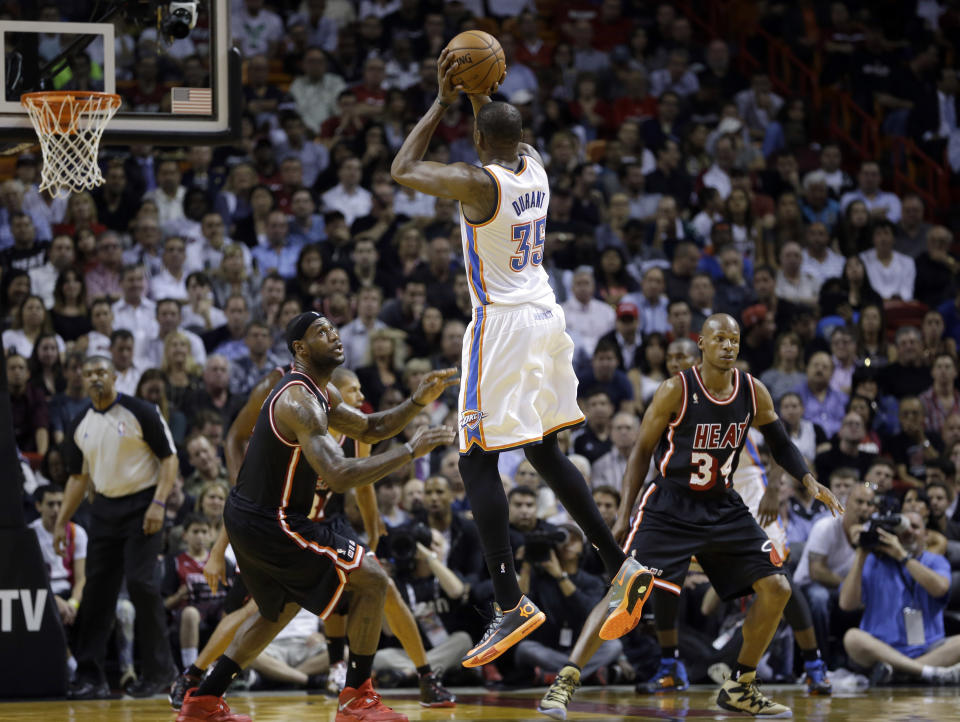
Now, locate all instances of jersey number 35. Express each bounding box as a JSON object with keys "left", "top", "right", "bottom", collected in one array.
[{"left": 510, "top": 217, "right": 547, "bottom": 272}]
